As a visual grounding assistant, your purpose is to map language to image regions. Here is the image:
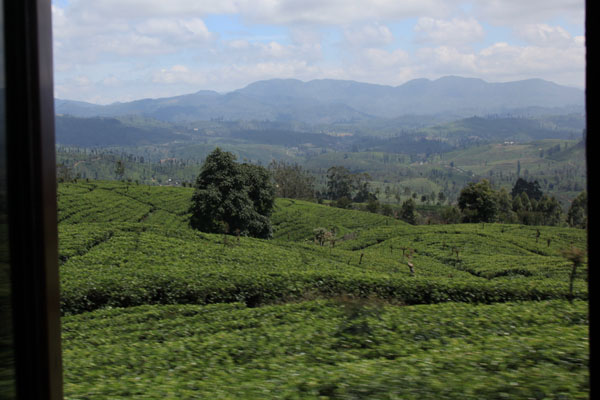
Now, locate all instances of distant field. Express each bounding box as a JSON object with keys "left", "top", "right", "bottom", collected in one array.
[
  {"left": 57, "top": 136, "right": 586, "bottom": 207},
  {"left": 58, "top": 181, "right": 589, "bottom": 399}
]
